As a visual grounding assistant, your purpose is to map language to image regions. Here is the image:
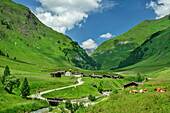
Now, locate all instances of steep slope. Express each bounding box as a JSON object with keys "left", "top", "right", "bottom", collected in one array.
[
  {"left": 92, "top": 15, "right": 170, "bottom": 70},
  {"left": 0, "top": 0, "right": 96, "bottom": 70},
  {"left": 115, "top": 28, "right": 170, "bottom": 74},
  {"left": 118, "top": 28, "right": 170, "bottom": 68}
]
